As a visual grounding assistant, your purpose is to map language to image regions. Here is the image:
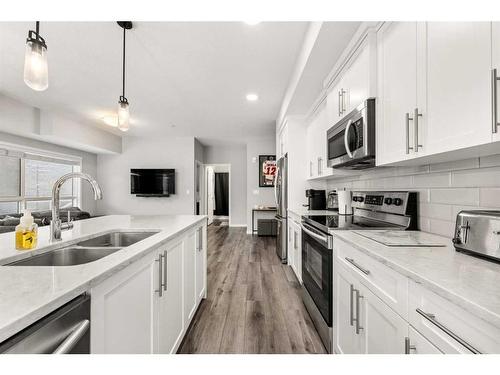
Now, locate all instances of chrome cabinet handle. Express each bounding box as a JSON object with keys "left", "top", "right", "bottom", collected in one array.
[
  {"left": 355, "top": 289, "right": 363, "bottom": 334},
  {"left": 405, "top": 113, "right": 414, "bottom": 154},
  {"left": 414, "top": 108, "right": 423, "bottom": 152},
  {"left": 345, "top": 257, "right": 370, "bottom": 275},
  {"left": 338, "top": 90, "right": 343, "bottom": 117},
  {"left": 317, "top": 157, "right": 321, "bottom": 175},
  {"left": 156, "top": 253, "right": 164, "bottom": 297},
  {"left": 350, "top": 284, "right": 355, "bottom": 326},
  {"left": 344, "top": 119, "right": 354, "bottom": 158},
  {"left": 294, "top": 231, "right": 298, "bottom": 250},
  {"left": 341, "top": 89, "right": 347, "bottom": 114},
  {"left": 53, "top": 319, "right": 90, "bottom": 354},
  {"left": 492, "top": 69, "right": 500, "bottom": 133},
  {"left": 415, "top": 308, "right": 481, "bottom": 354},
  {"left": 163, "top": 250, "right": 168, "bottom": 291},
  {"left": 198, "top": 228, "right": 203, "bottom": 251},
  {"left": 404, "top": 337, "right": 416, "bottom": 354}
]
